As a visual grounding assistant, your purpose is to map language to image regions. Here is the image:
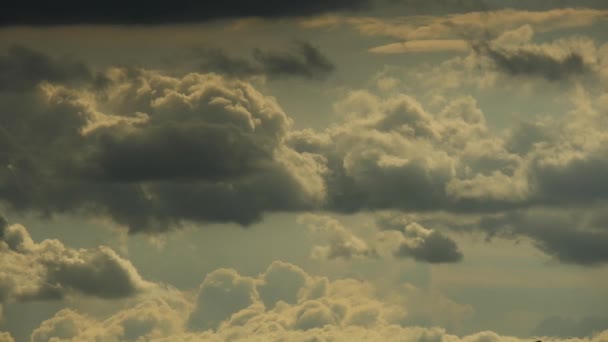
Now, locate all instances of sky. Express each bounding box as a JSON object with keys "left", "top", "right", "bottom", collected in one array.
[{"left": 1, "top": 1, "right": 608, "bottom": 341}]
